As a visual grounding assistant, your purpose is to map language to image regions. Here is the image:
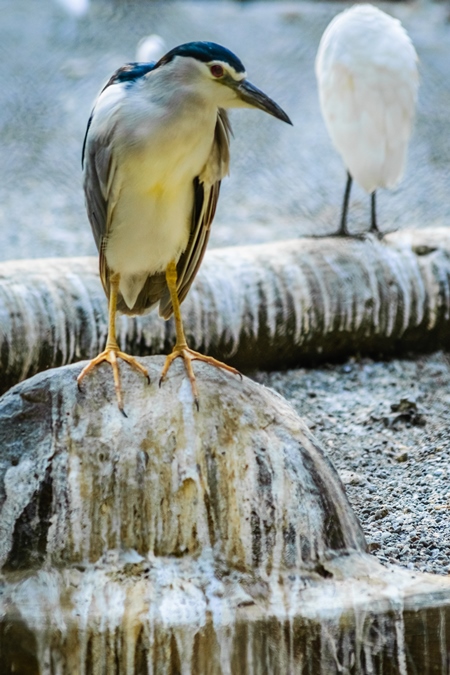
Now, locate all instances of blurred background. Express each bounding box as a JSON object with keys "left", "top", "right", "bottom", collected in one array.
[{"left": 1, "top": 0, "right": 450, "bottom": 262}]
